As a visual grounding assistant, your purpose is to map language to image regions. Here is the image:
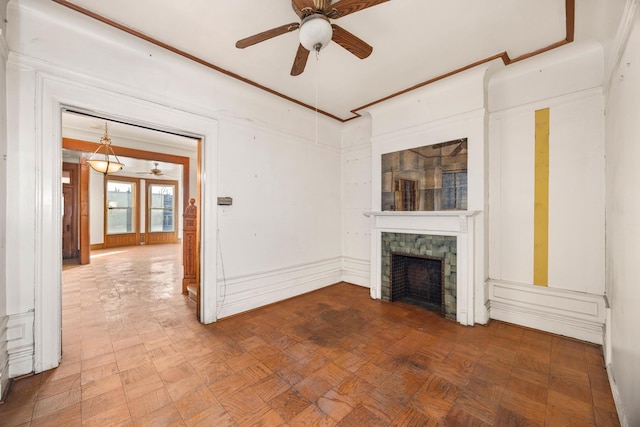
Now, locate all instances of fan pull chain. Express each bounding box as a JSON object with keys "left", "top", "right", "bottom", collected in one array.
[{"left": 315, "top": 49, "right": 319, "bottom": 144}]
